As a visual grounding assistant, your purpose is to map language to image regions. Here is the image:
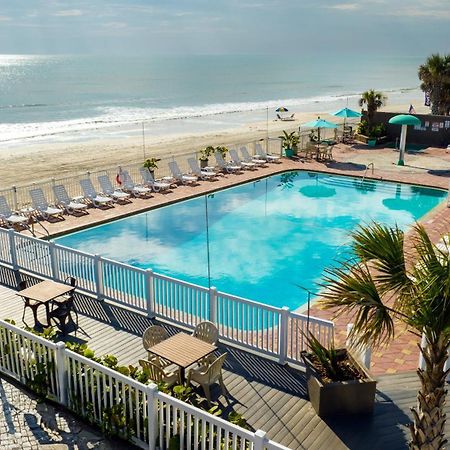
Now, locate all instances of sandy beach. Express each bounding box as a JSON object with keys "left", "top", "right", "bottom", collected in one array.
[{"left": 1, "top": 100, "right": 429, "bottom": 188}]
